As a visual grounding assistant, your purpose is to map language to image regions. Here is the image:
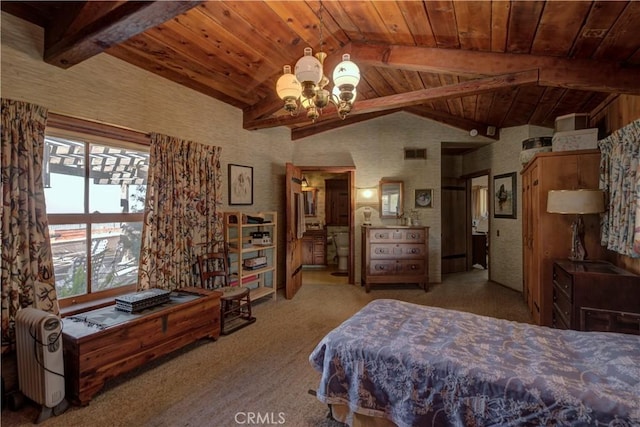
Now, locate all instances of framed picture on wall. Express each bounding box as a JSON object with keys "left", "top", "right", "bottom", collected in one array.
[
  {"left": 414, "top": 189, "right": 433, "bottom": 208},
  {"left": 493, "top": 172, "right": 516, "bottom": 219},
  {"left": 228, "top": 164, "right": 253, "bottom": 205}
]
